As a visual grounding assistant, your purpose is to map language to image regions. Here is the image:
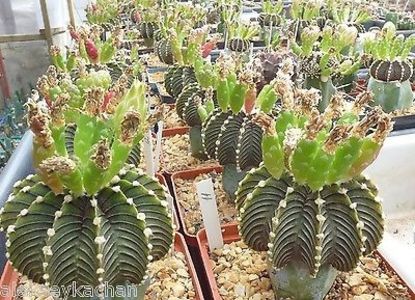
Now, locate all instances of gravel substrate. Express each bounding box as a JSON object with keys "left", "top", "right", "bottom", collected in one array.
[
  {"left": 210, "top": 241, "right": 411, "bottom": 300},
  {"left": 174, "top": 172, "right": 237, "bottom": 235},
  {"left": 161, "top": 105, "right": 187, "bottom": 129},
  {"left": 161, "top": 133, "right": 217, "bottom": 173},
  {"left": 16, "top": 251, "right": 196, "bottom": 300}
]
